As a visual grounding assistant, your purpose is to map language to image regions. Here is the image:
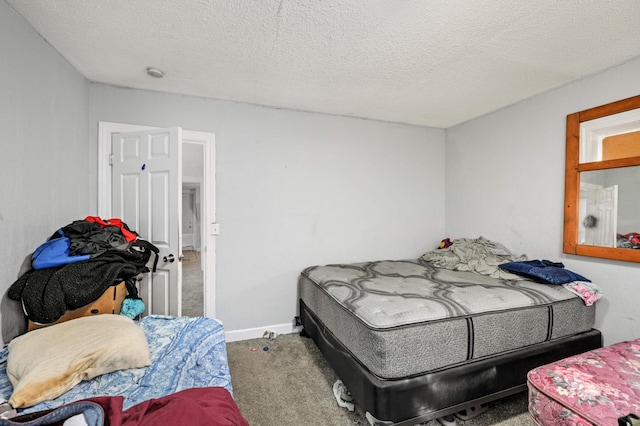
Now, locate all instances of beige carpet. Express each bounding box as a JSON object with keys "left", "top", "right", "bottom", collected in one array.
[
  {"left": 227, "top": 332, "right": 535, "bottom": 426},
  {"left": 181, "top": 250, "right": 203, "bottom": 317}
]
